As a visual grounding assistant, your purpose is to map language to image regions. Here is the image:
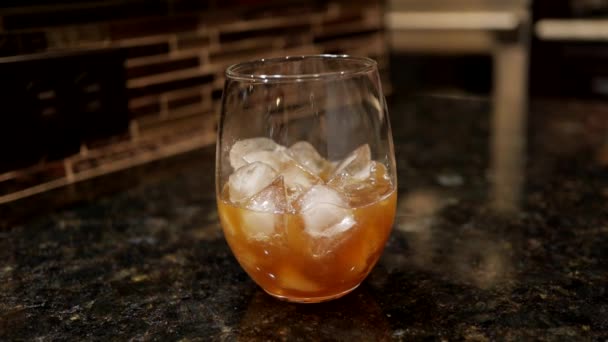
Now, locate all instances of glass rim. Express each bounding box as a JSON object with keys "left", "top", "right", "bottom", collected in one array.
[{"left": 225, "top": 54, "right": 377, "bottom": 82}]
